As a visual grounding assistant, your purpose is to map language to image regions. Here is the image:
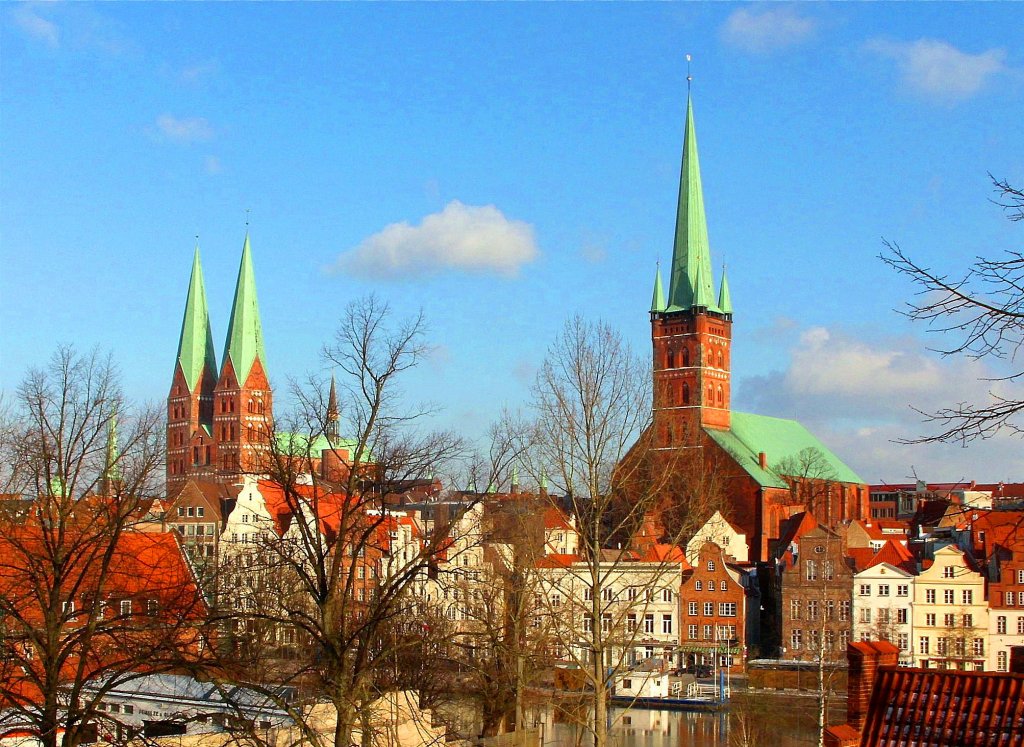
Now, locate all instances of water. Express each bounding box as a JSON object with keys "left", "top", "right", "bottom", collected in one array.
[{"left": 529, "top": 694, "right": 843, "bottom": 747}]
